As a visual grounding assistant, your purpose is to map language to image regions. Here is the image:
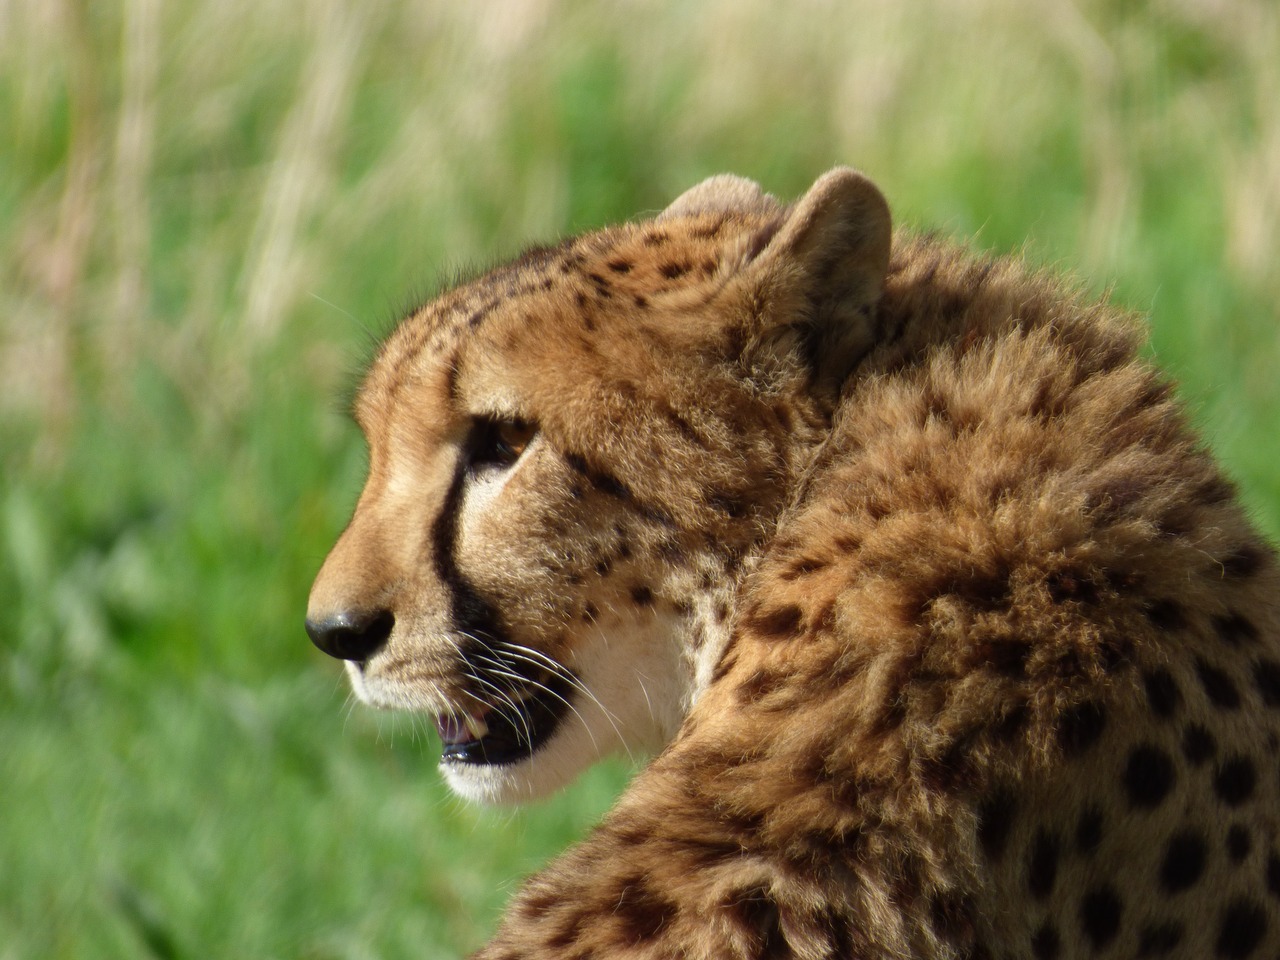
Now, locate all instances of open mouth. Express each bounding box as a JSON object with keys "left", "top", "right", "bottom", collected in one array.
[{"left": 434, "top": 672, "right": 575, "bottom": 766}]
